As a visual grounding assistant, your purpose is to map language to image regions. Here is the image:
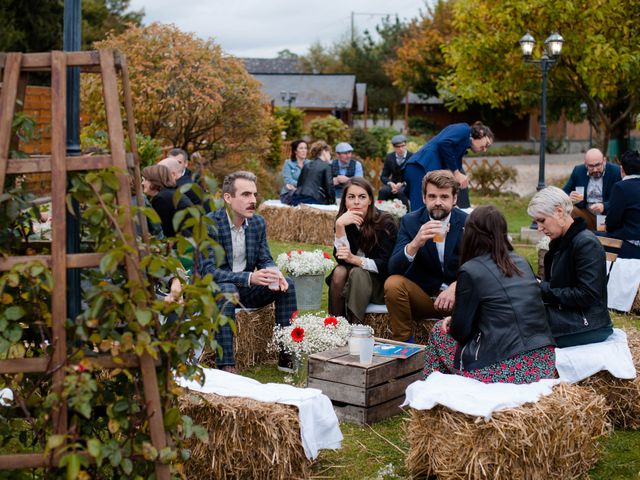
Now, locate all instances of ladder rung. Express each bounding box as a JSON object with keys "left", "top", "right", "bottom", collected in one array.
[
  {"left": 0, "top": 453, "right": 49, "bottom": 469},
  {"left": 0, "top": 51, "right": 123, "bottom": 72},
  {"left": 0, "top": 253, "right": 105, "bottom": 272},
  {"left": 0, "top": 354, "right": 148, "bottom": 375},
  {"left": 5, "top": 154, "right": 134, "bottom": 174}
]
